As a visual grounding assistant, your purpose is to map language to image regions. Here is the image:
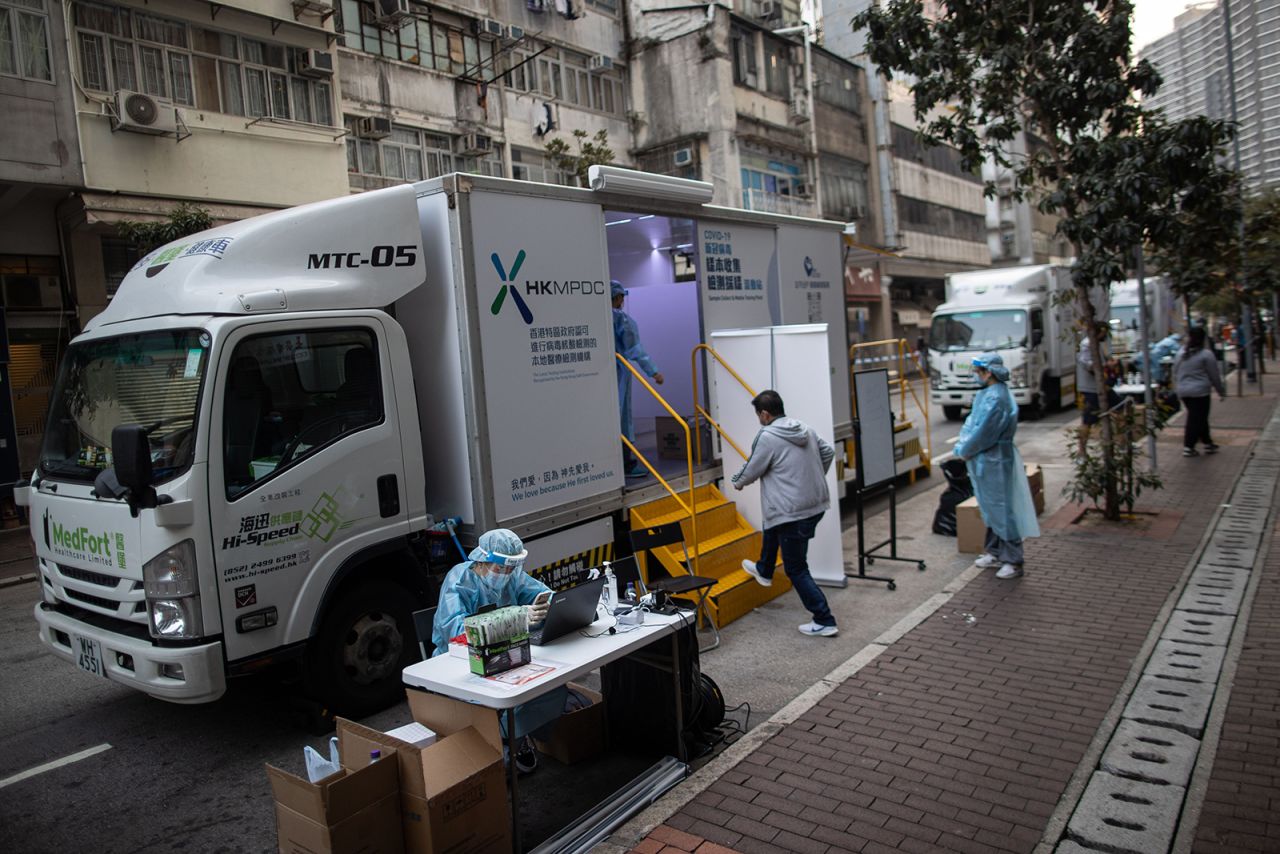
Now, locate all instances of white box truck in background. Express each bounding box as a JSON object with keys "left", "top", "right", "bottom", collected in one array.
[
  {"left": 19, "top": 171, "right": 850, "bottom": 714},
  {"left": 1109, "top": 277, "right": 1176, "bottom": 355},
  {"left": 929, "top": 265, "right": 1082, "bottom": 421}
]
